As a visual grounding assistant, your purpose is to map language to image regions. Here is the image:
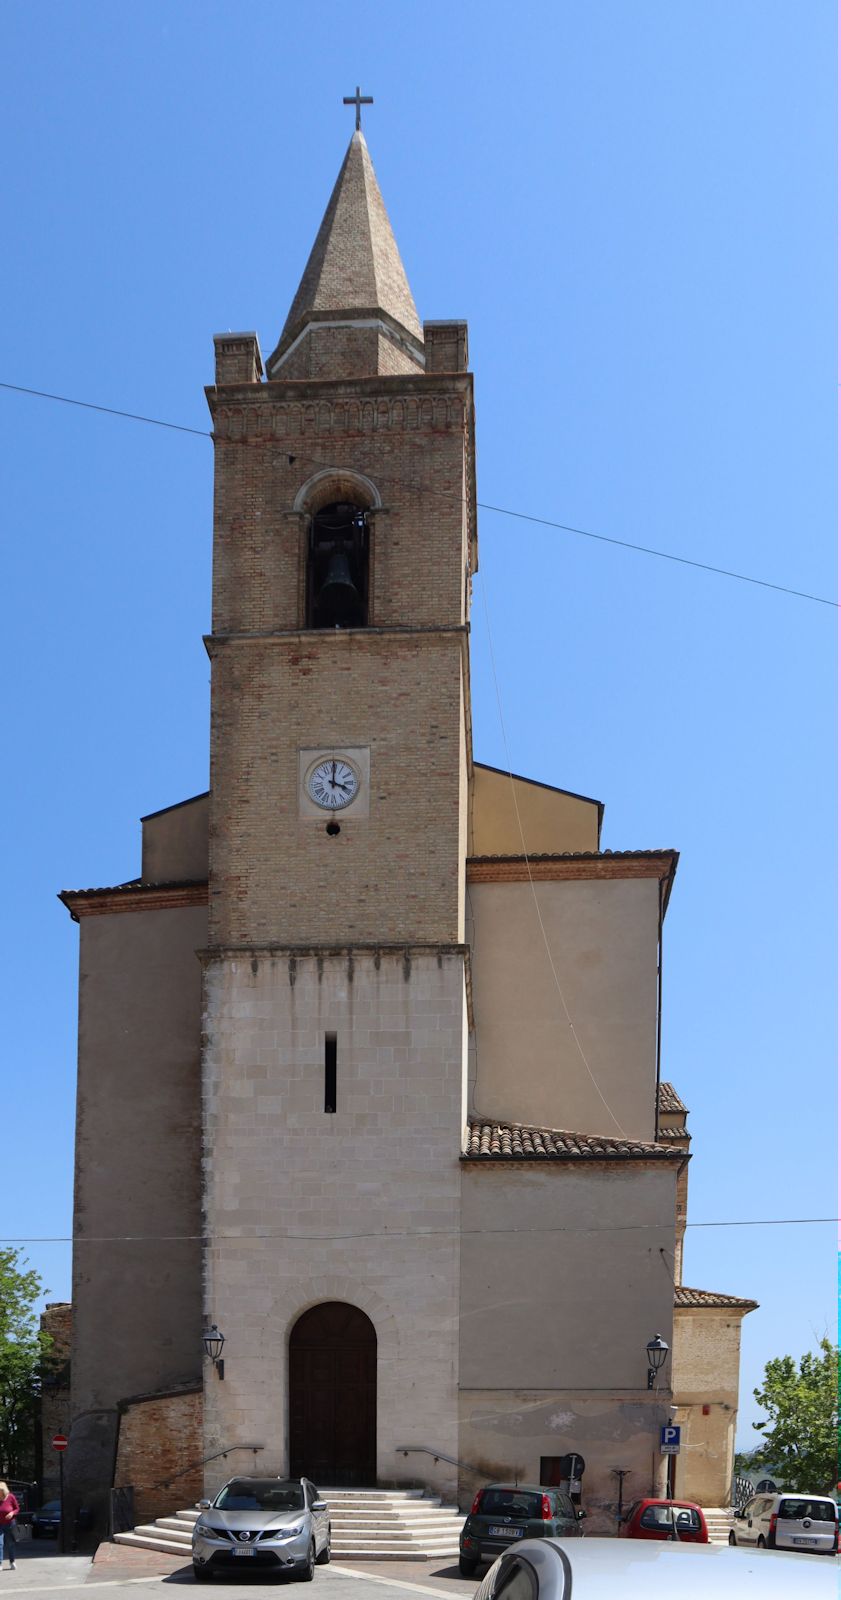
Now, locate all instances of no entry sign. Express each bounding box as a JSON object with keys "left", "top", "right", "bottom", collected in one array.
[{"left": 52, "top": 1434, "right": 68, "bottom": 1451}]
